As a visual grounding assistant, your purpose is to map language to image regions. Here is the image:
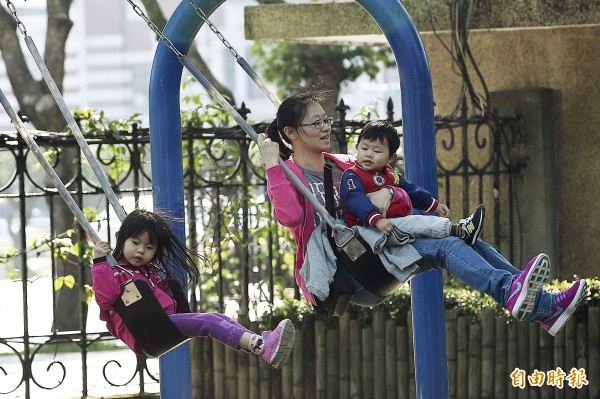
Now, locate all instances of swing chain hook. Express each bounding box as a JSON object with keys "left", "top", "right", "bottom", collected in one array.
[{"left": 4, "top": 0, "right": 28, "bottom": 36}]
